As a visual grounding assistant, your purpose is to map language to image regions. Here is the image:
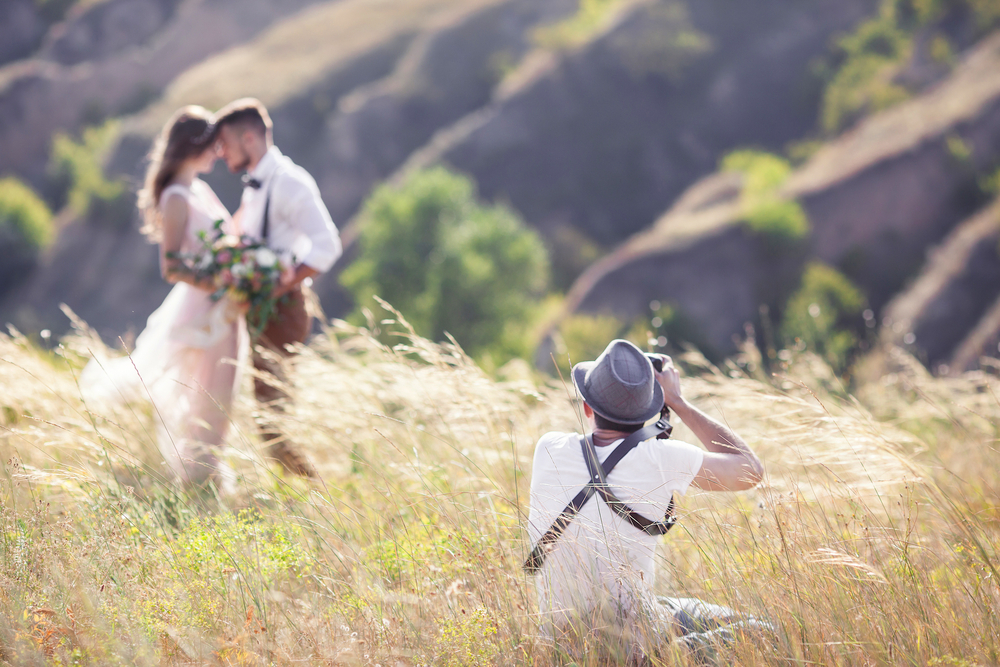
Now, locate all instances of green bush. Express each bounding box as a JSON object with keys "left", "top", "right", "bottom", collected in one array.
[
  {"left": 0, "top": 177, "right": 54, "bottom": 250},
  {"left": 343, "top": 167, "right": 549, "bottom": 366},
  {"left": 48, "top": 121, "right": 125, "bottom": 218},
  {"left": 552, "top": 313, "right": 625, "bottom": 376},
  {"left": 780, "top": 262, "right": 866, "bottom": 373},
  {"left": 816, "top": 0, "right": 1000, "bottom": 135},
  {"left": 745, "top": 199, "right": 810, "bottom": 242},
  {"left": 534, "top": 0, "right": 627, "bottom": 49},
  {"left": 722, "top": 149, "right": 811, "bottom": 246},
  {"left": 626, "top": 302, "right": 716, "bottom": 360},
  {"left": 722, "top": 150, "right": 792, "bottom": 194},
  {"left": 819, "top": 11, "right": 913, "bottom": 134}
]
